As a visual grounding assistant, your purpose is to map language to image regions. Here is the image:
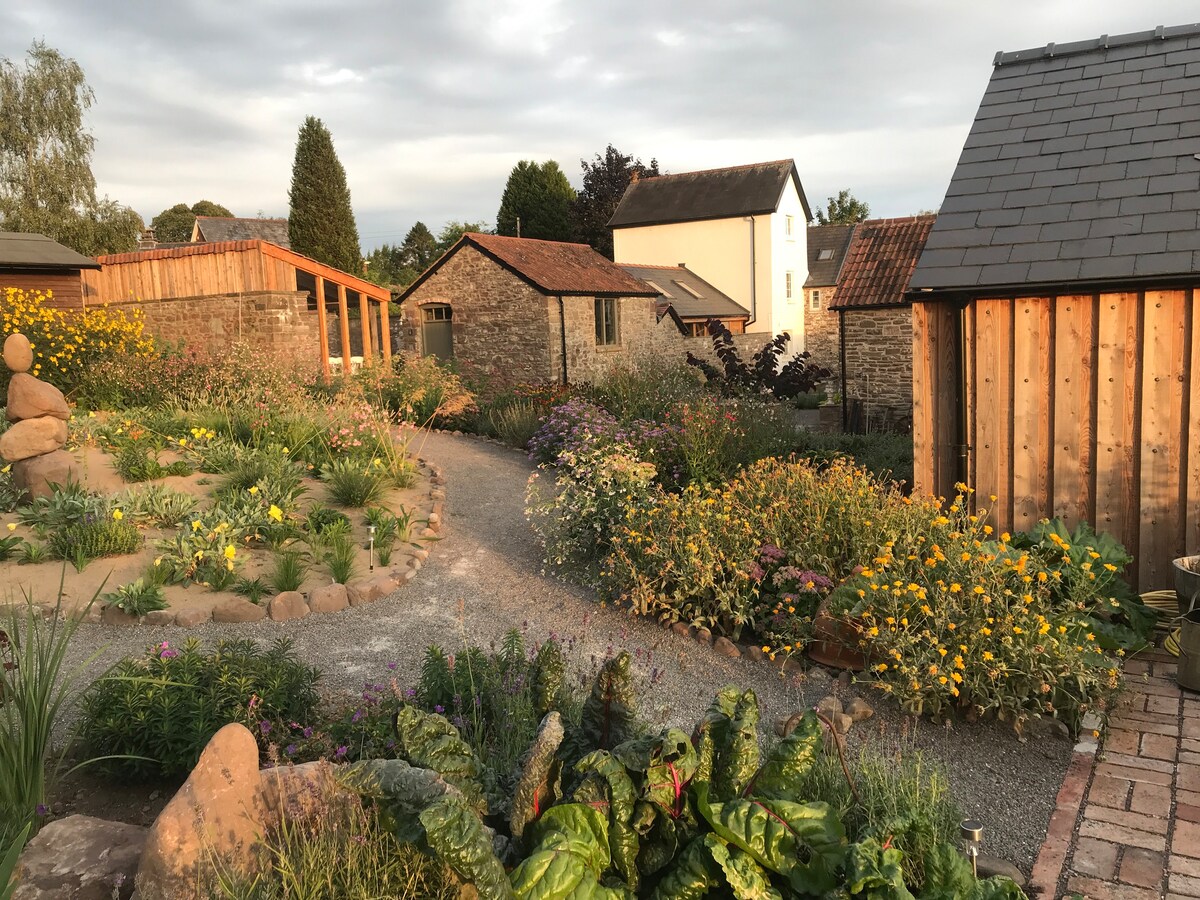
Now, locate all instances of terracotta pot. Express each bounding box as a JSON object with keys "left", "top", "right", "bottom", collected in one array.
[{"left": 807, "top": 602, "right": 869, "bottom": 671}]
